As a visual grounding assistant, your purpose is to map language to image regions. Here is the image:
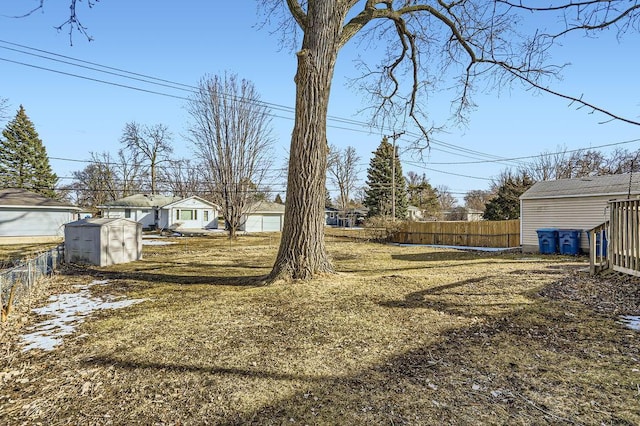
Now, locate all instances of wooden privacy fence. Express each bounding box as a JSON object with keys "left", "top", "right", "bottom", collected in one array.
[
  {"left": 392, "top": 219, "right": 520, "bottom": 248},
  {"left": 609, "top": 199, "right": 640, "bottom": 277}
]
